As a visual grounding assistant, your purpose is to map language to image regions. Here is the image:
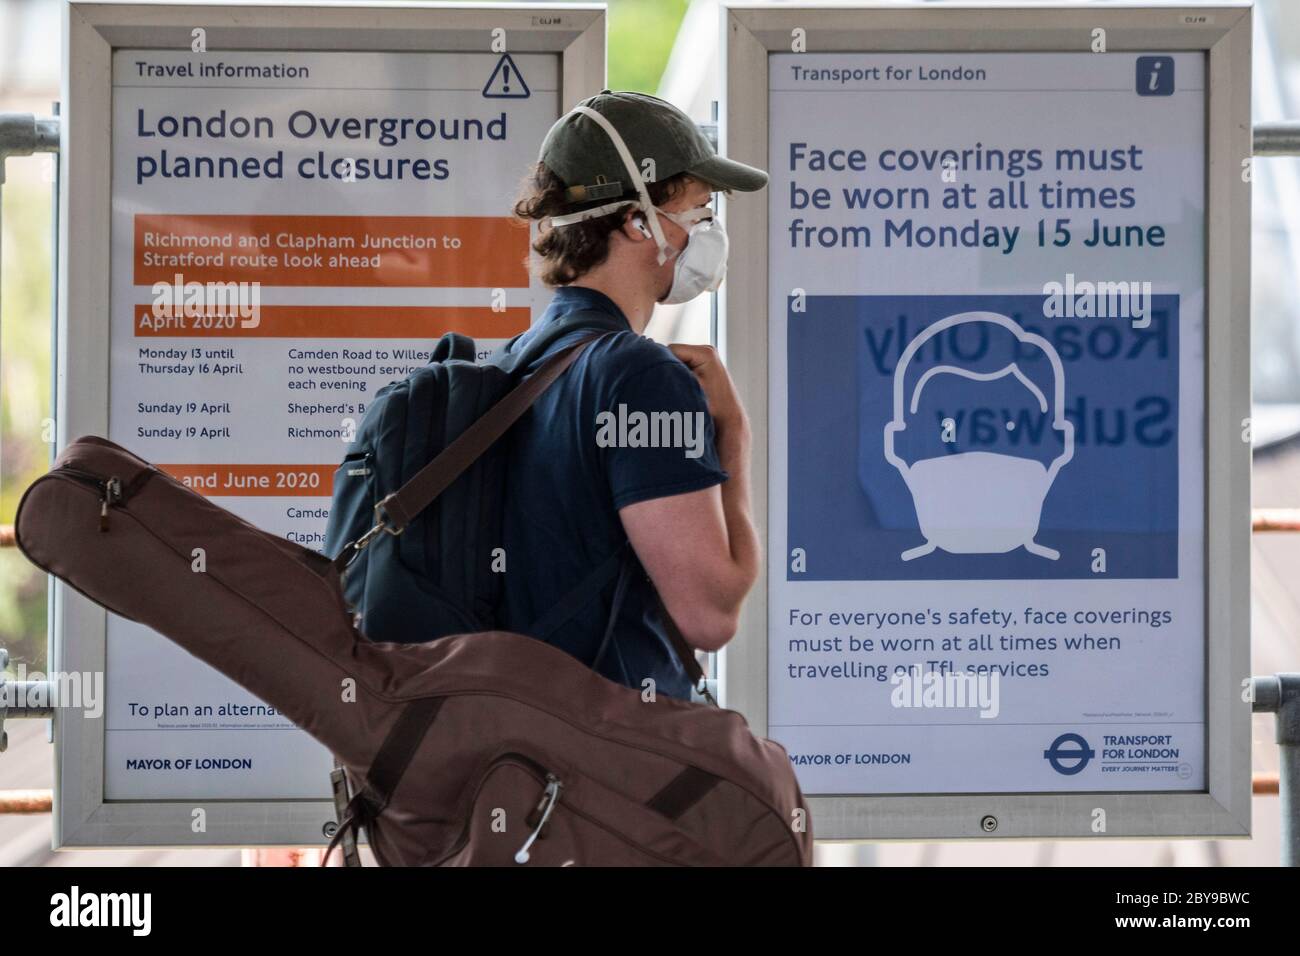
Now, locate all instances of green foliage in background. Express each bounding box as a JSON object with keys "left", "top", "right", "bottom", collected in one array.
[
  {"left": 1, "top": 161, "right": 54, "bottom": 671},
  {"left": 607, "top": 0, "right": 690, "bottom": 93}
]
